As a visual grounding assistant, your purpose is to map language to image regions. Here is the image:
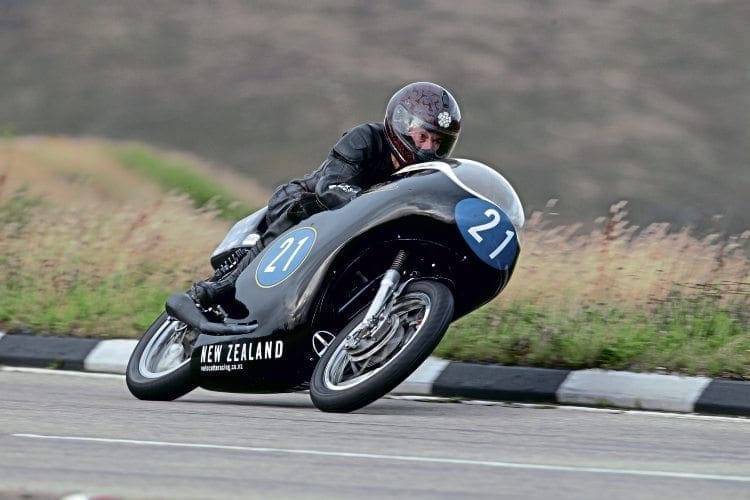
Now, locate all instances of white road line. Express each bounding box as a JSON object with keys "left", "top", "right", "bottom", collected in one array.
[
  {"left": 0, "top": 366, "right": 124, "bottom": 379},
  {"left": 13, "top": 433, "right": 750, "bottom": 483},
  {"left": 388, "top": 396, "right": 750, "bottom": 423}
]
